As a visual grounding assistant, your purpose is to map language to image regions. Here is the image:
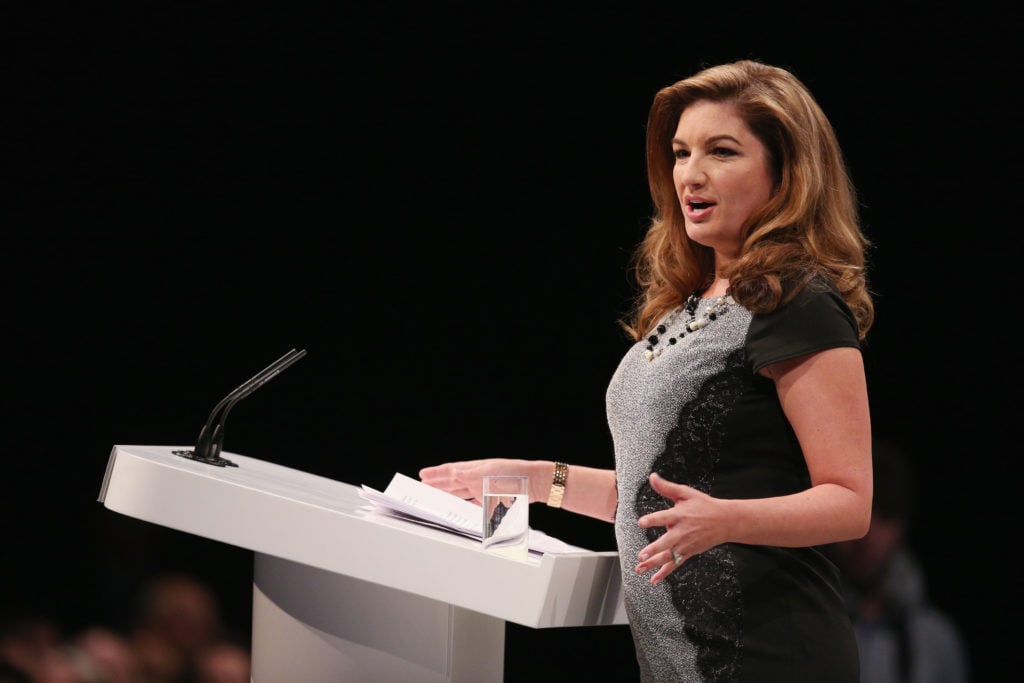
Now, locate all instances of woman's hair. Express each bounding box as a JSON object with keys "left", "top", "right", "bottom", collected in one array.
[{"left": 624, "top": 59, "right": 874, "bottom": 341}]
